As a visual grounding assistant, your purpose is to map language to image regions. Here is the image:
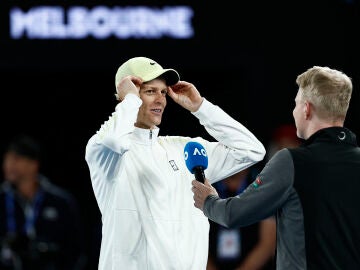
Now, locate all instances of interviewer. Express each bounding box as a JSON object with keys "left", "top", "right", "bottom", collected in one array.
[{"left": 192, "top": 66, "right": 360, "bottom": 270}]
